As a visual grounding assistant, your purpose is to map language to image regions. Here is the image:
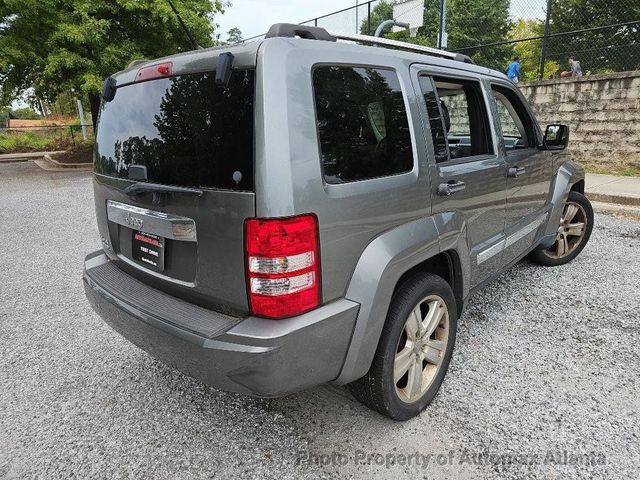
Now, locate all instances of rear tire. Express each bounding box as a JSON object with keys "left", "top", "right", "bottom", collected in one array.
[
  {"left": 529, "top": 191, "right": 593, "bottom": 267},
  {"left": 348, "top": 273, "right": 457, "bottom": 421}
]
